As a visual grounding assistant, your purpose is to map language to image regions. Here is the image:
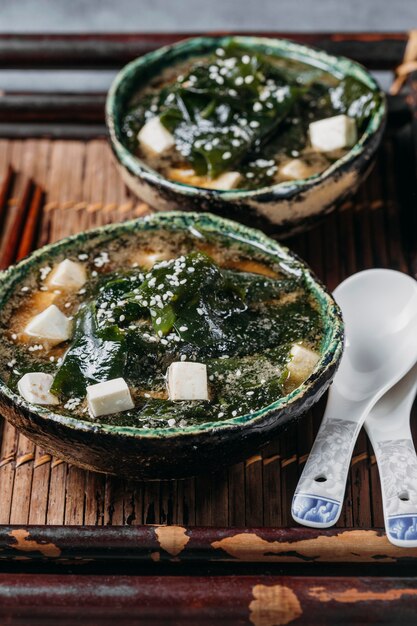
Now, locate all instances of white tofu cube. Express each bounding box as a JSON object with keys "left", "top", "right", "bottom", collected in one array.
[
  {"left": 18, "top": 372, "right": 59, "bottom": 405},
  {"left": 167, "top": 362, "right": 208, "bottom": 401},
  {"left": 309, "top": 115, "right": 357, "bottom": 153},
  {"left": 209, "top": 171, "right": 242, "bottom": 190},
  {"left": 24, "top": 304, "right": 72, "bottom": 346},
  {"left": 138, "top": 116, "right": 175, "bottom": 155},
  {"left": 280, "top": 159, "right": 317, "bottom": 181},
  {"left": 87, "top": 377, "right": 134, "bottom": 418},
  {"left": 287, "top": 344, "right": 320, "bottom": 386},
  {"left": 48, "top": 259, "right": 87, "bottom": 290}
]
